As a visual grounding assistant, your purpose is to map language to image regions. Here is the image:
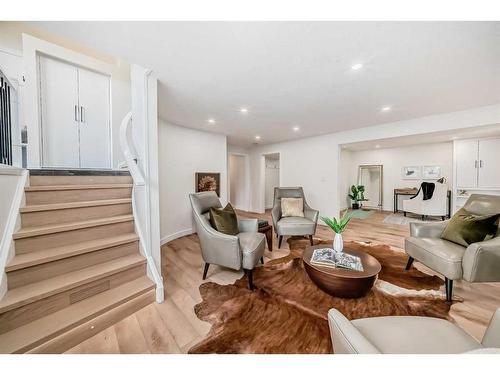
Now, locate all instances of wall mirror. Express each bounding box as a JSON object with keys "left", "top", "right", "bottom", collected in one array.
[{"left": 358, "top": 165, "right": 383, "bottom": 209}]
